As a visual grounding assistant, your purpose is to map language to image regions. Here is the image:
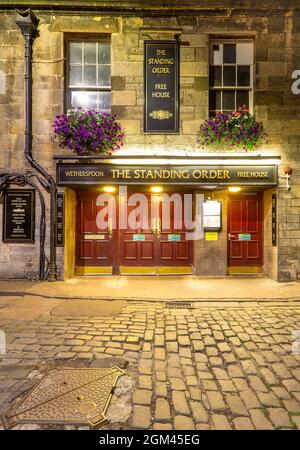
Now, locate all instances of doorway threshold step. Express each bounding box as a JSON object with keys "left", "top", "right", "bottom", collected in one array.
[
  {"left": 227, "top": 266, "right": 263, "bottom": 275},
  {"left": 120, "top": 266, "right": 193, "bottom": 275}
]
